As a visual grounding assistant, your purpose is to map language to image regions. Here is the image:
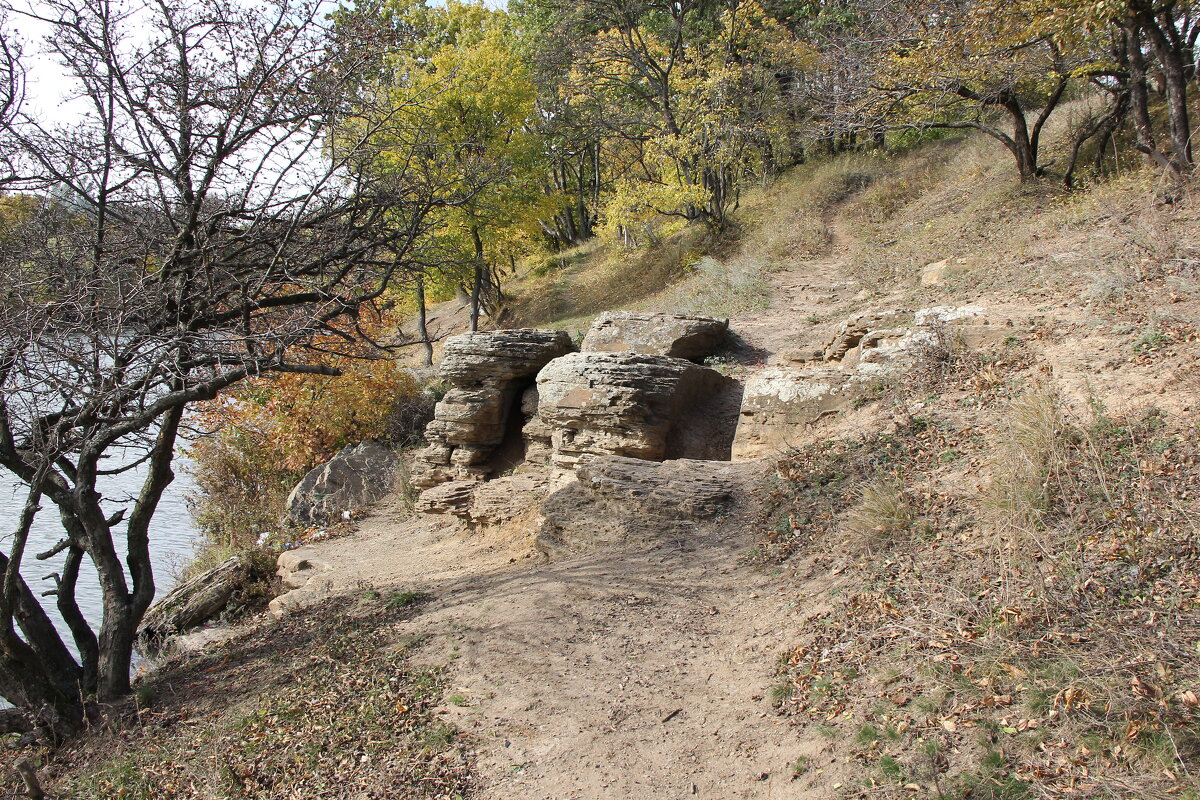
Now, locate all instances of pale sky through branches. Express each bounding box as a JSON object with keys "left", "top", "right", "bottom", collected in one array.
[{"left": 6, "top": 0, "right": 507, "bottom": 128}]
